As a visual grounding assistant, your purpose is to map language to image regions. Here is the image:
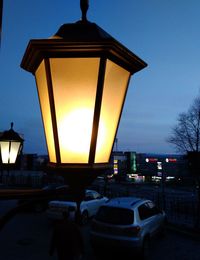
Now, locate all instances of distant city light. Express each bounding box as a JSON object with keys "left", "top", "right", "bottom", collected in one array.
[
  {"left": 145, "top": 158, "right": 158, "bottom": 163},
  {"left": 165, "top": 158, "right": 177, "bottom": 163},
  {"left": 113, "top": 159, "right": 118, "bottom": 175},
  {"left": 157, "top": 161, "right": 162, "bottom": 170}
]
